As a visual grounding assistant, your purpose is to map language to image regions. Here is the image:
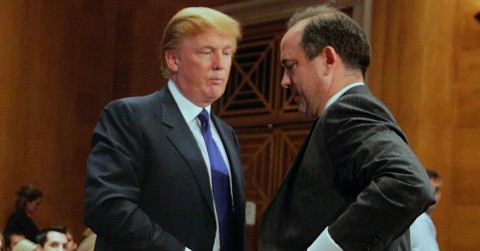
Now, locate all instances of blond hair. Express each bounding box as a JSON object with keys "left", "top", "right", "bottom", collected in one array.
[{"left": 159, "top": 7, "right": 241, "bottom": 78}]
